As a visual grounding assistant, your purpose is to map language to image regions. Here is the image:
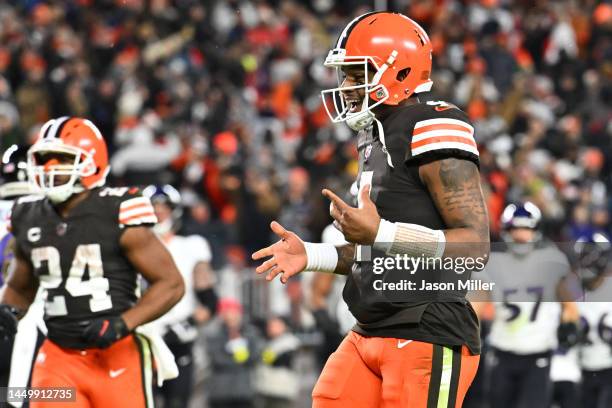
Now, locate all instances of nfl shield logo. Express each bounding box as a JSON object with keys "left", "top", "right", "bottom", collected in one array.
[
  {"left": 364, "top": 145, "right": 372, "bottom": 161},
  {"left": 56, "top": 222, "right": 67, "bottom": 236}
]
